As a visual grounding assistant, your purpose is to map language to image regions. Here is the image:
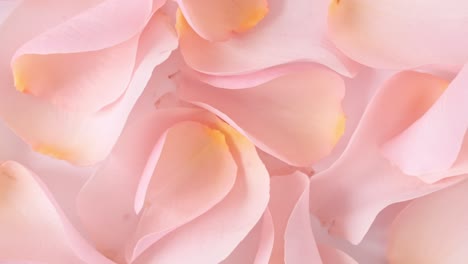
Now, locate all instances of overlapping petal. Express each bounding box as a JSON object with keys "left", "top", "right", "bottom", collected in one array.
[
  {"left": 387, "top": 178, "right": 468, "bottom": 264},
  {"left": 0, "top": 11, "right": 177, "bottom": 165},
  {"left": 78, "top": 106, "right": 270, "bottom": 264},
  {"left": 328, "top": 0, "right": 468, "bottom": 69},
  {"left": 382, "top": 64, "right": 468, "bottom": 181},
  {"left": 177, "top": 0, "right": 358, "bottom": 77},
  {"left": 133, "top": 118, "right": 269, "bottom": 264},
  {"left": 176, "top": 0, "right": 268, "bottom": 41},
  {"left": 310, "top": 71, "right": 467, "bottom": 244},
  {"left": 0, "top": 161, "right": 112, "bottom": 264},
  {"left": 177, "top": 66, "right": 345, "bottom": 166}
]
